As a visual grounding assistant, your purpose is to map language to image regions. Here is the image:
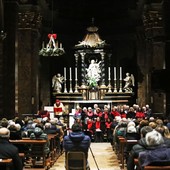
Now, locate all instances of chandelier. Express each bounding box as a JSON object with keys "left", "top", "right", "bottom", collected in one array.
[
  {"left": 39, "top": 33, "right": 65, "bottom": 56},
  {"left": 39, "top": 0, "right": 65, "bottom": 57}
]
